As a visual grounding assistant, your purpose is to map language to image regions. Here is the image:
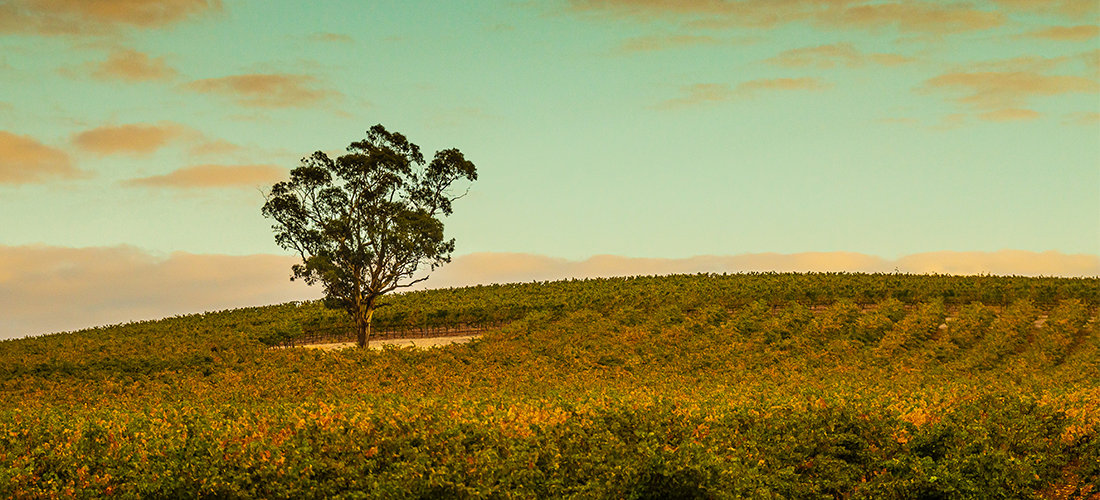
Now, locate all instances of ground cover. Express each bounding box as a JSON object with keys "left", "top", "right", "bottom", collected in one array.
[{"left": 0, "top": 273, "right": 1097, "bottom": 499}]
